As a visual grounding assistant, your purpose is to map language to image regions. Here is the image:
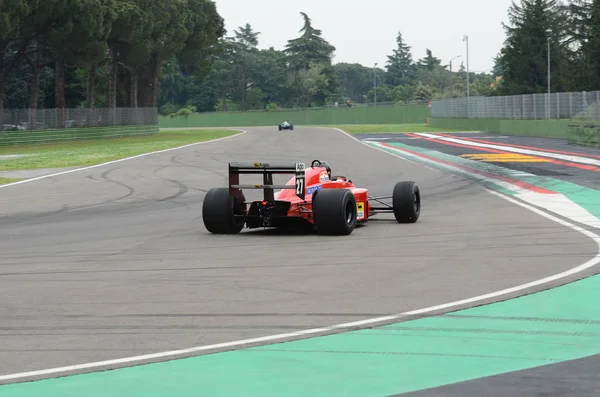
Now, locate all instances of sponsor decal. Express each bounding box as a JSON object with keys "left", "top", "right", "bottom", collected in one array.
[
  {"left": 307, "top": 185, "right": 322, "bottom": 195},
  {"left": 357, "top": 202, "right": 365, "bottom": 219}
]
